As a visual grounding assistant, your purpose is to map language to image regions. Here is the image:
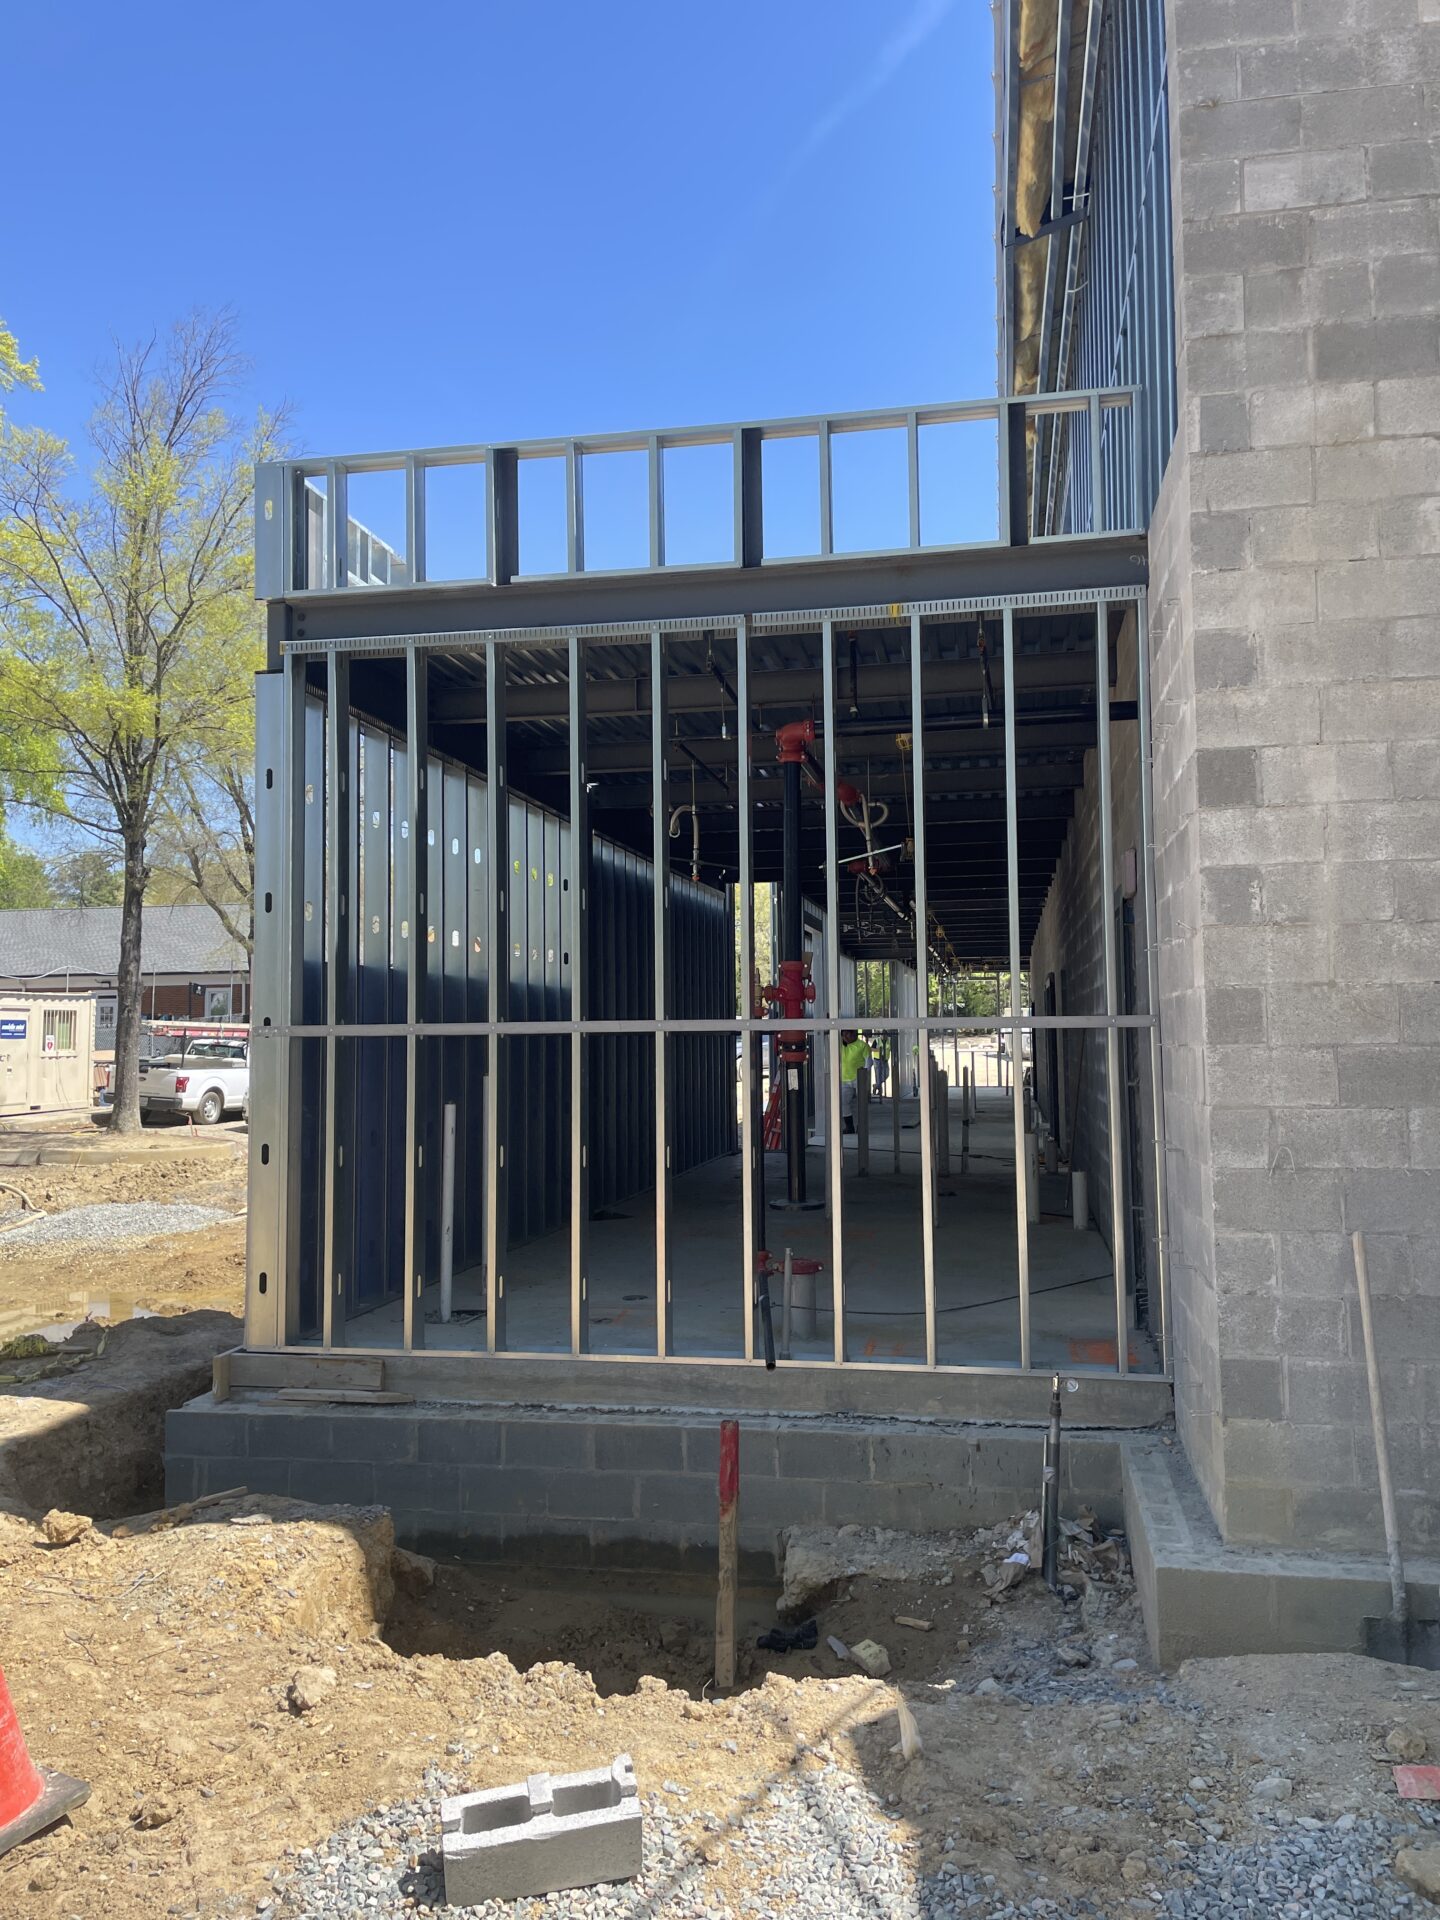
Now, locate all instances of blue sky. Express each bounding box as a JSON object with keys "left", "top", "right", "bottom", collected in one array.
[{"left": 2, "top": 0, "right": 999, "bottom": 567}]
